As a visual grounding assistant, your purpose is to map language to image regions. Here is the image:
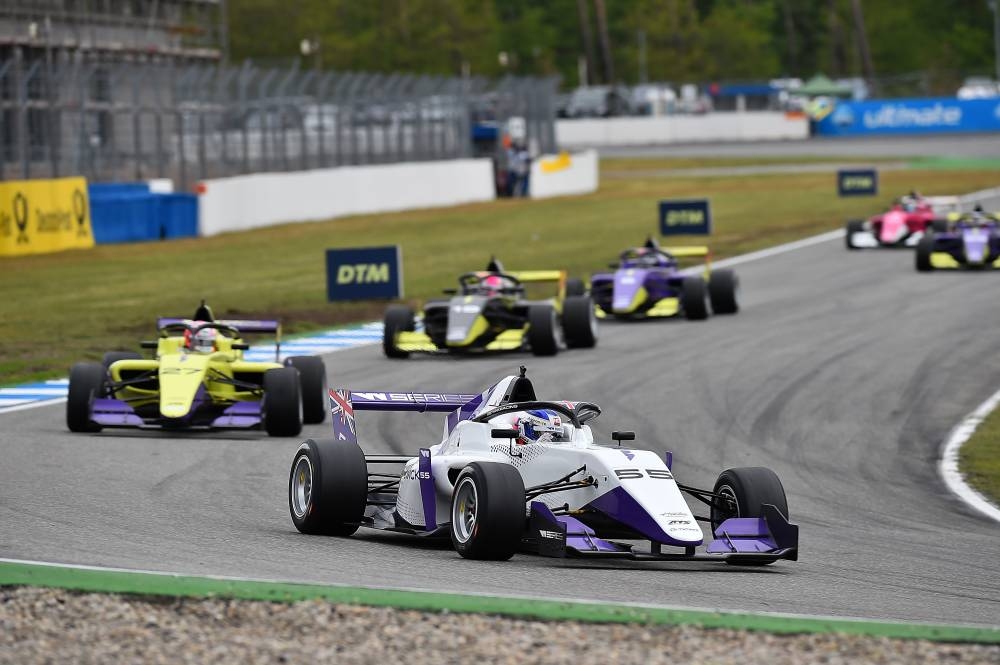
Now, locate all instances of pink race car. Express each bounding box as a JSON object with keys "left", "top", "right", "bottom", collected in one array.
[{"left": 845, "top": 193, "right": 958, "bottom": 250}]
